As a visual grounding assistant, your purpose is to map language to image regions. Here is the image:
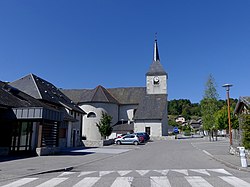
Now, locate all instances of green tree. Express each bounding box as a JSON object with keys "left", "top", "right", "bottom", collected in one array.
[
  {"left": 96, "top": 112, "right": 113, "bottom": 139},
  {"left": 215, "top": 100, "right": 239, "bottom": 130},
  {"left": 214, "top": 106, "right": 228, "bottom": 130},
  {"left": 200, "top": 74, "right": 219, "bottom": 141},
  {"left": 240, "top": 114, "right": 250, "bottom": 149}
]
